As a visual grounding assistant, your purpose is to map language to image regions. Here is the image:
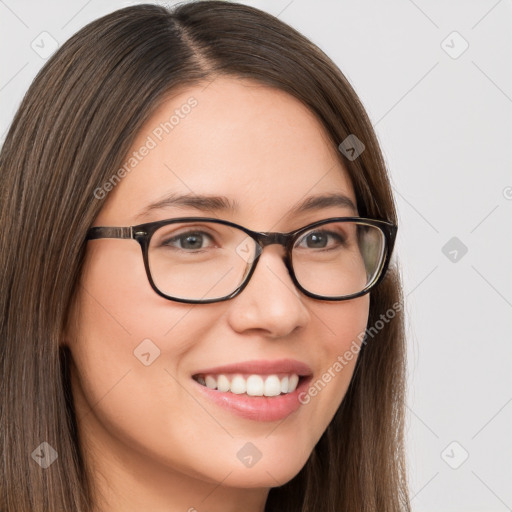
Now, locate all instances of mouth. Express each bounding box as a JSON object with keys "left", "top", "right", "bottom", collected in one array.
[
  {"left": 191, "top": 359, "right": 313, "bottom": 422},
  {"left": 192, "top": 372, "right": 308, "bottom": 397},
  {"left": 190, "top": 359, "right": 314, "bottom": 422}
]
